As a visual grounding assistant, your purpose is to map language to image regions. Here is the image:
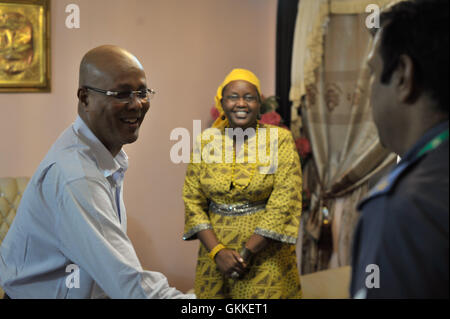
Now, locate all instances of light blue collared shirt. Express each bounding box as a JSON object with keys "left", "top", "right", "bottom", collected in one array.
[{"left": 0, "top": 116, "right": 194, "bottom": 299}]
